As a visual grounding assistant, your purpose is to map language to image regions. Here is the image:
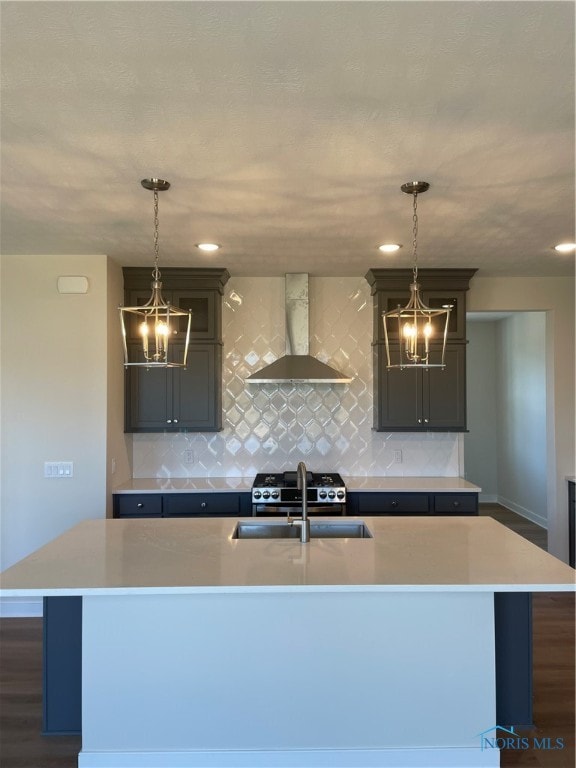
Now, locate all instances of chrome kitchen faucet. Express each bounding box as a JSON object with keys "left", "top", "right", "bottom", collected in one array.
[{"left": 289, "top": 461, "right": 310, "bottom": 543}]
